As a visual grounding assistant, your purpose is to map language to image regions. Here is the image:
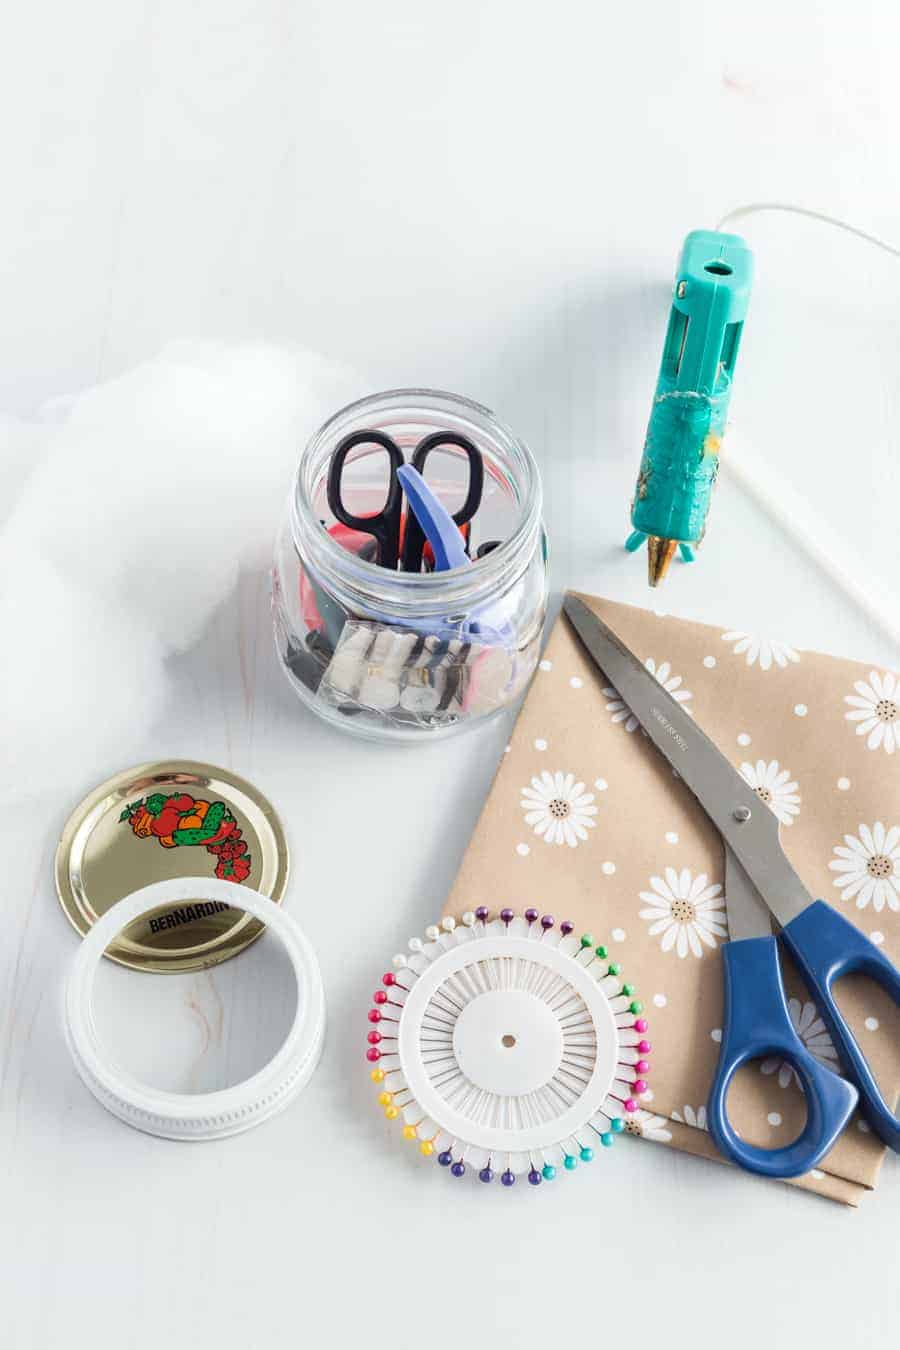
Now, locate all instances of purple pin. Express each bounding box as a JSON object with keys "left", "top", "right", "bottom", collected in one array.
[
  {"left": 450, "top": 1161, "right": 466, "bottom": 1178},
  {"left": 524, "top": 907, "right": 539, "bottom": 925},
  {"left": 540, "top": 914, "right": 554, "bottom": 932},
  {"left": 500, "top": 907, "right": 514, "bottom": 925},
  {"left": 527, "top": 1168, "right": 542, "bottom": 1185},
  {"left": 474, "top": 906, "right": 489, "bottom": 923},
  {"left": 560, "top": 920, "right": 574, "bottom": 937},
  {"left": 501, "top": 1169, "right": 516, "bottom": 1186}
]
